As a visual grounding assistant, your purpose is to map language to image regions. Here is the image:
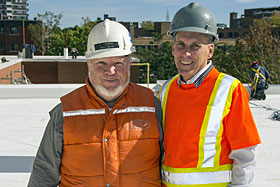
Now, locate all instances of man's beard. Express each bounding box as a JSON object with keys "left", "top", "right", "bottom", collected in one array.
[
  {"left": 89, "top": 71, "right": 130, "bottom": 101},
  {"left": 93, "top": 81, "right": 129, "bottom": 101}
]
